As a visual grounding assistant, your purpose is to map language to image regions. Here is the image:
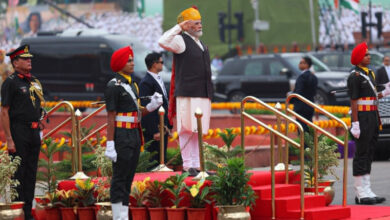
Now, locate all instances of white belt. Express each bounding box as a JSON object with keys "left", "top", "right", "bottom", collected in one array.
[
  {"left": 115, "top": 115, "right": 138, "bottom": 123},
  {"left": 357, "top": 100, "right": 378, "bottom": 105}
]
